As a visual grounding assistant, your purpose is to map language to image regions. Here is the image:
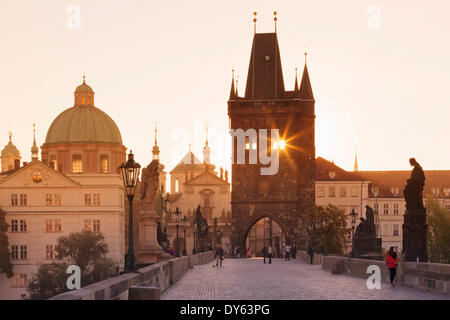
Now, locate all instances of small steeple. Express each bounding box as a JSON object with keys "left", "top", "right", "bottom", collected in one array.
[
  {"left": 203, "top": 124, "right": 211, "bottom": 164},
  {"left": 294, "top": 67, "right": 299, "bottom": 91},
  {"left": 354, "top": 149, "right": 359, "bottom": 172},
  {"left": 235, "top": 75, "right": 239, "bottom": 96},
  {"left": 299, "top": 51, "right": 314, "bottom": 100},
  {"left": 74, "top": 74, "right": 94, "bottom": 106},
  {"left": 229, "top": 68, "right": 236, "bottom": 99},
  {"left": 152, "top": 123, "right": 160, "bottom": 160},
  {"left": 253, "top": 12, "right": 257, "bottom": 34},
  {"left": 31, "top": 123, "right": 39, "bottom": 161},
  {"left": 273, "top": 11, "right": 278, "bottom": 33}
]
